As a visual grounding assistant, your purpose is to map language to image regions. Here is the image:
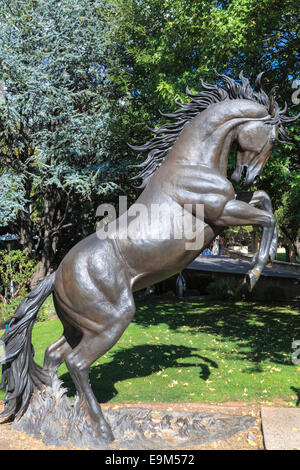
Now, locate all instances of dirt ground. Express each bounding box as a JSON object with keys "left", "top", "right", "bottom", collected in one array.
[{"left": 0, "top": 402, "right": 264, "bottom": 450}]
